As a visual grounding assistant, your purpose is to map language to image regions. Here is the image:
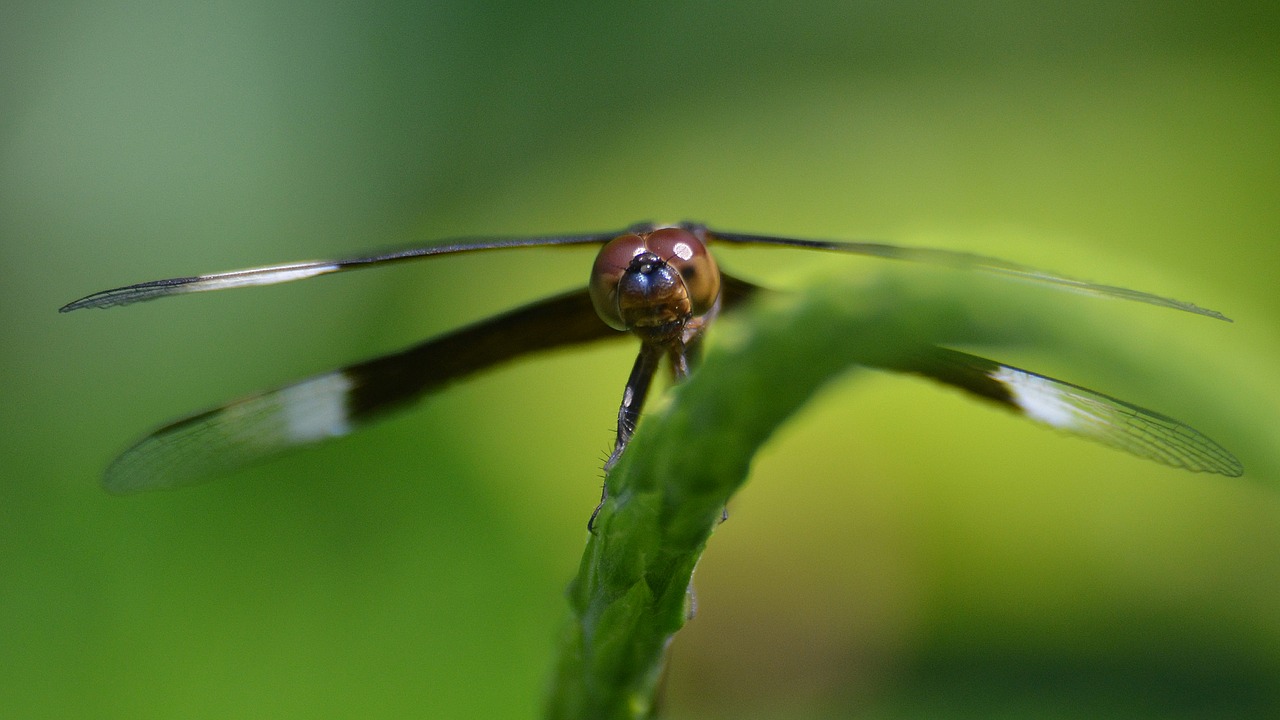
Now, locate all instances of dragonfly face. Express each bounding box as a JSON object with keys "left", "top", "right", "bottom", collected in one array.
[
  {"left": 589, "top": 226, "right": 720, "bottom": 333},
  {"left": 62, "top": 221, "right": 1242, "bottom": 524}
]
